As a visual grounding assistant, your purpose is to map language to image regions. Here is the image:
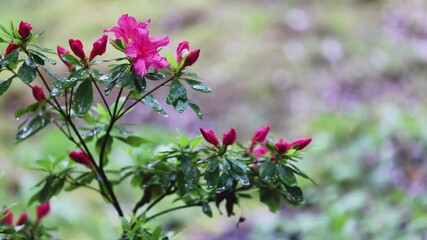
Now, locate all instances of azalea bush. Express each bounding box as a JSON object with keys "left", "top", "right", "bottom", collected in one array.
[{"left": 0, "top": 14, "right": 313, "bottom": 239}]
